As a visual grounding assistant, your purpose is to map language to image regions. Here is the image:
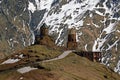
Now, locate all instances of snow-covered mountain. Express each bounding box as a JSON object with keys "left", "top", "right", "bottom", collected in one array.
[{"left": 0, "top": 0, "right": 120, "bottom": 74}]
